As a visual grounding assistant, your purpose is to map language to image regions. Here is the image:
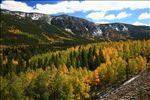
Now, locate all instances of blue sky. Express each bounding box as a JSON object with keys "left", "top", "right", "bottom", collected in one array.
[{"left": 1, "top": 0, "right": 150, "bottom": 26}]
